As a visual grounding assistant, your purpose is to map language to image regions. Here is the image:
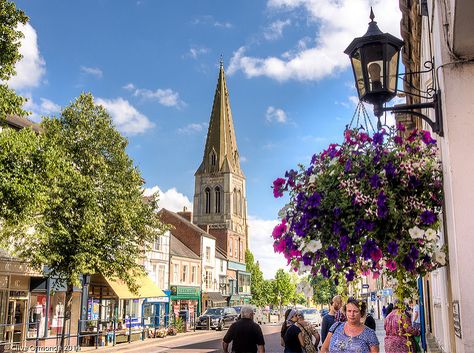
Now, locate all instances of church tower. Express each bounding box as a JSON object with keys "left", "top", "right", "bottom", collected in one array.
[{"left": 193, "top": 62, "right": 248, "bottom": 266}]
